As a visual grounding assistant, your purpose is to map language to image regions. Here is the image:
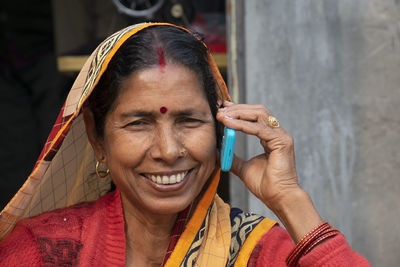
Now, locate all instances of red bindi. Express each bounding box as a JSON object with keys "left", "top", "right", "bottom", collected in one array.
[{"left": 160, "top": 106, "right": 168, "bottom": 114}]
